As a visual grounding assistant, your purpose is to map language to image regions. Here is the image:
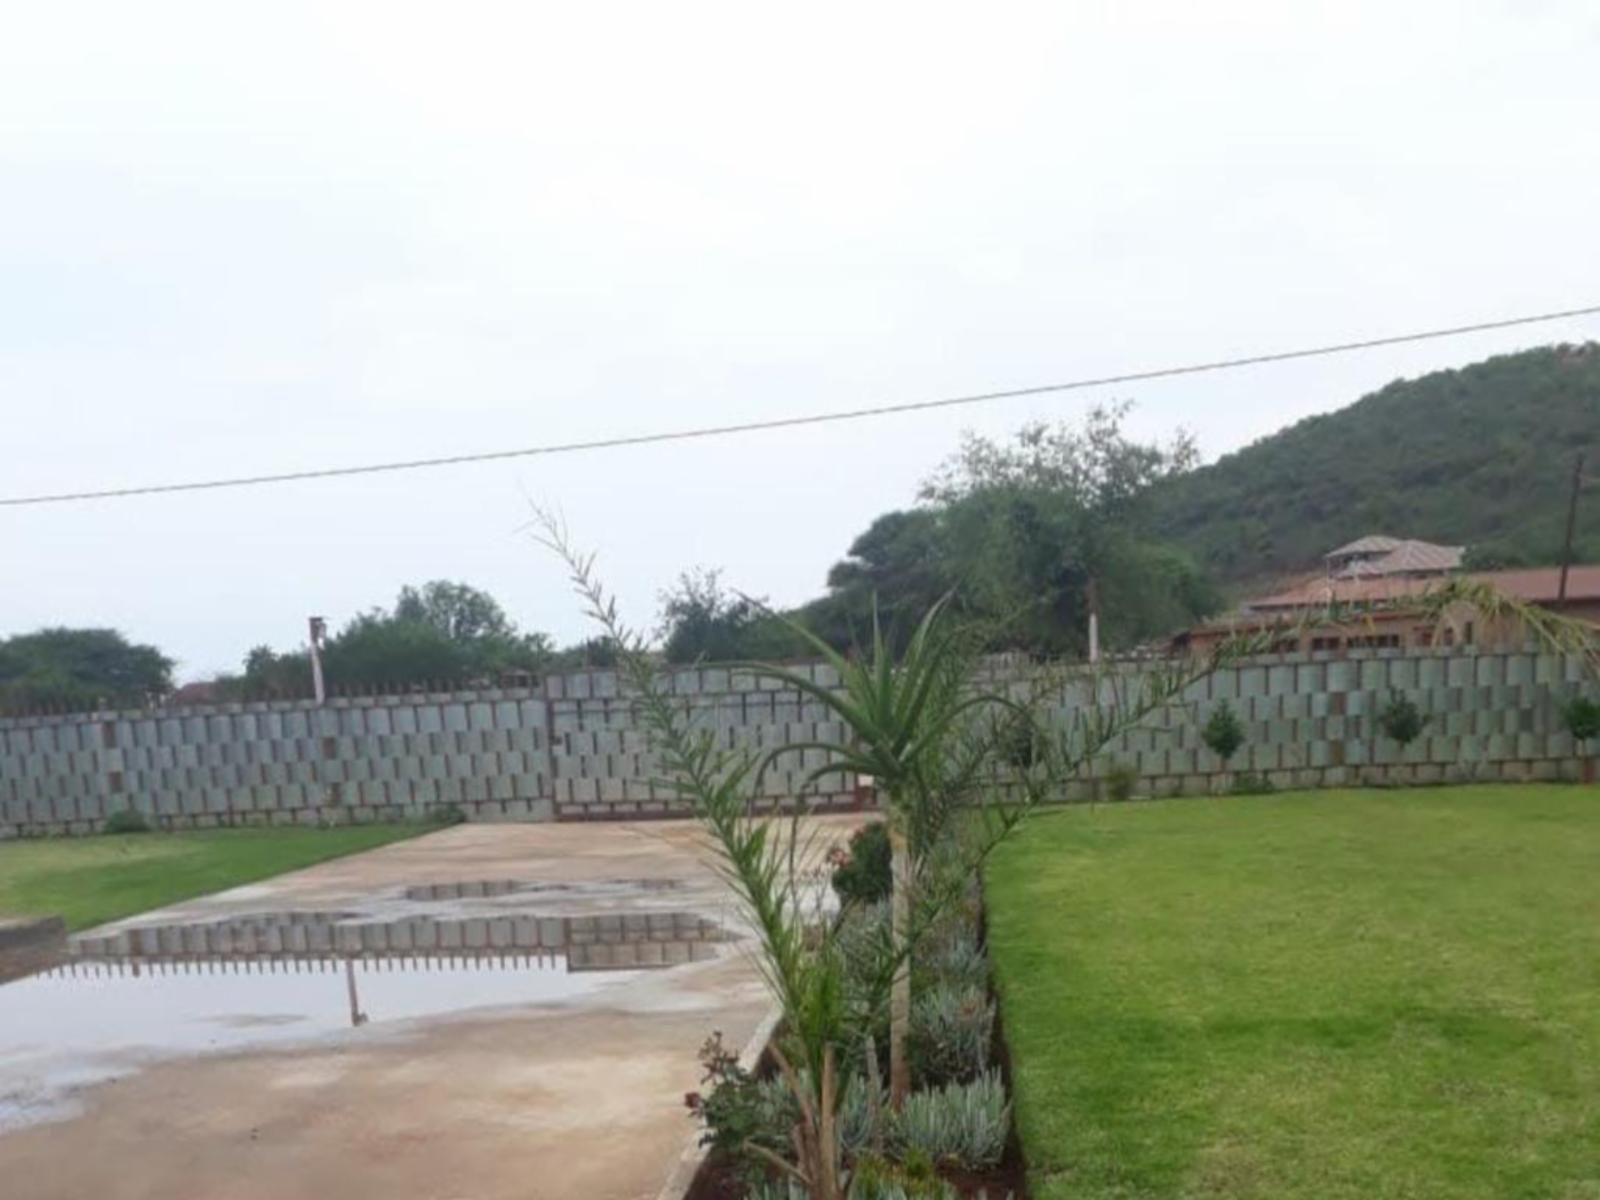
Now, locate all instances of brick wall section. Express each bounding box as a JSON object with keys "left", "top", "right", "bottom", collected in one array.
[{"left": 0, "top": 648, "right": 1592, "bottom": 837}]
